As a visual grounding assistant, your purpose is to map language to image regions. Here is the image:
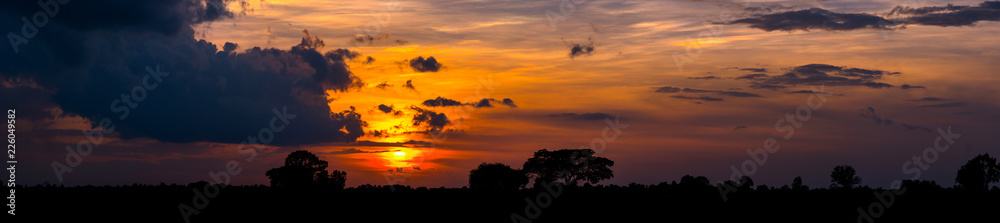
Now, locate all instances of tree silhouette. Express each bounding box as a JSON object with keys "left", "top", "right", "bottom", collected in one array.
[
  {"left": 830, "top": 165, "right": 861, "bottom": 189},
  {"left": 522, "top": 149, "right": 614, "bottom": 186},
  {"left": 955, "top": 153, "right": 999, "bottom": 191},
  {"left": 468, "top": 162, "right": 528, "bottom": 191},
  {"left": 791, "top": 176, "right": 808, "bottom": 191},
  {"left": 265, "top": 150, "right": 346, "bottom": 189}
]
